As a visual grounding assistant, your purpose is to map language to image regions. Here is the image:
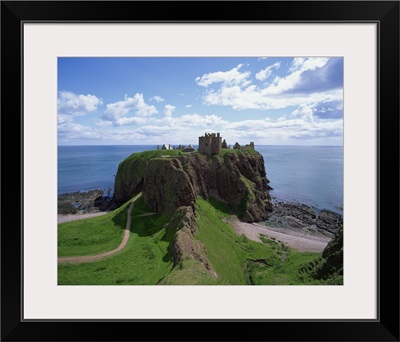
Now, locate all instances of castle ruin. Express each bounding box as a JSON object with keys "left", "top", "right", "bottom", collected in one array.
[
  {"left": 241, "top": 142, "right": 255, "bottom": 151},
  {"left": 233, "top": 141, "right": 255, "bottom": 150},
  {"left": 198, "top": 132, "right": 222, "bottom": 155}
]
